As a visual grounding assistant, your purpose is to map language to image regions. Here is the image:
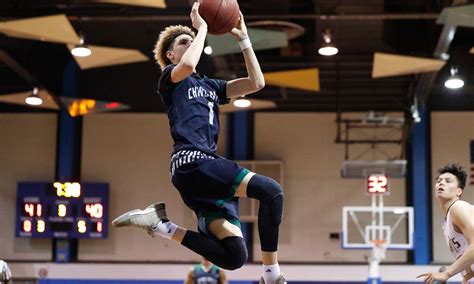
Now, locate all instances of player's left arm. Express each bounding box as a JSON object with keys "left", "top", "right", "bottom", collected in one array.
[
  {"left": 444, "top": 202, "right": 474, "bottom": 278},
  {"left": 219, "top": 269, "right": 227, "bottom": 284},
  {"left": 226, "top": 12, "right": 265, "bottom": 98}
]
